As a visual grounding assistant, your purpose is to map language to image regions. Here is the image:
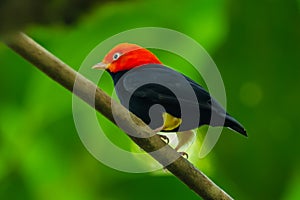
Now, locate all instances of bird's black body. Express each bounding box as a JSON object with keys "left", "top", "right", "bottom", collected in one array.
[{"left": 109, "top": 64, "right": 247, "bottom": 136}]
